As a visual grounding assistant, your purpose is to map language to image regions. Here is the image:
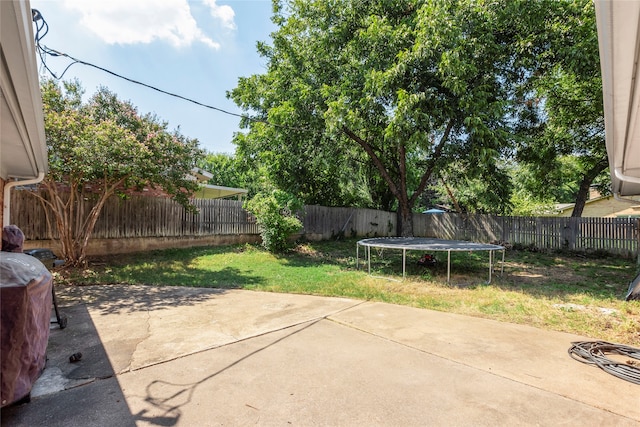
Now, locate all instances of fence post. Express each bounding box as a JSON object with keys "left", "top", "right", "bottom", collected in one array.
[
  {"left": 12, "top": 194, "right": 640, "bottom": 259},
  {"left": 560, "top": 217, "right": 575, "bottom": 251},
  {"left": 637, "top": 218, "right": 640, "bottom": 265}
]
